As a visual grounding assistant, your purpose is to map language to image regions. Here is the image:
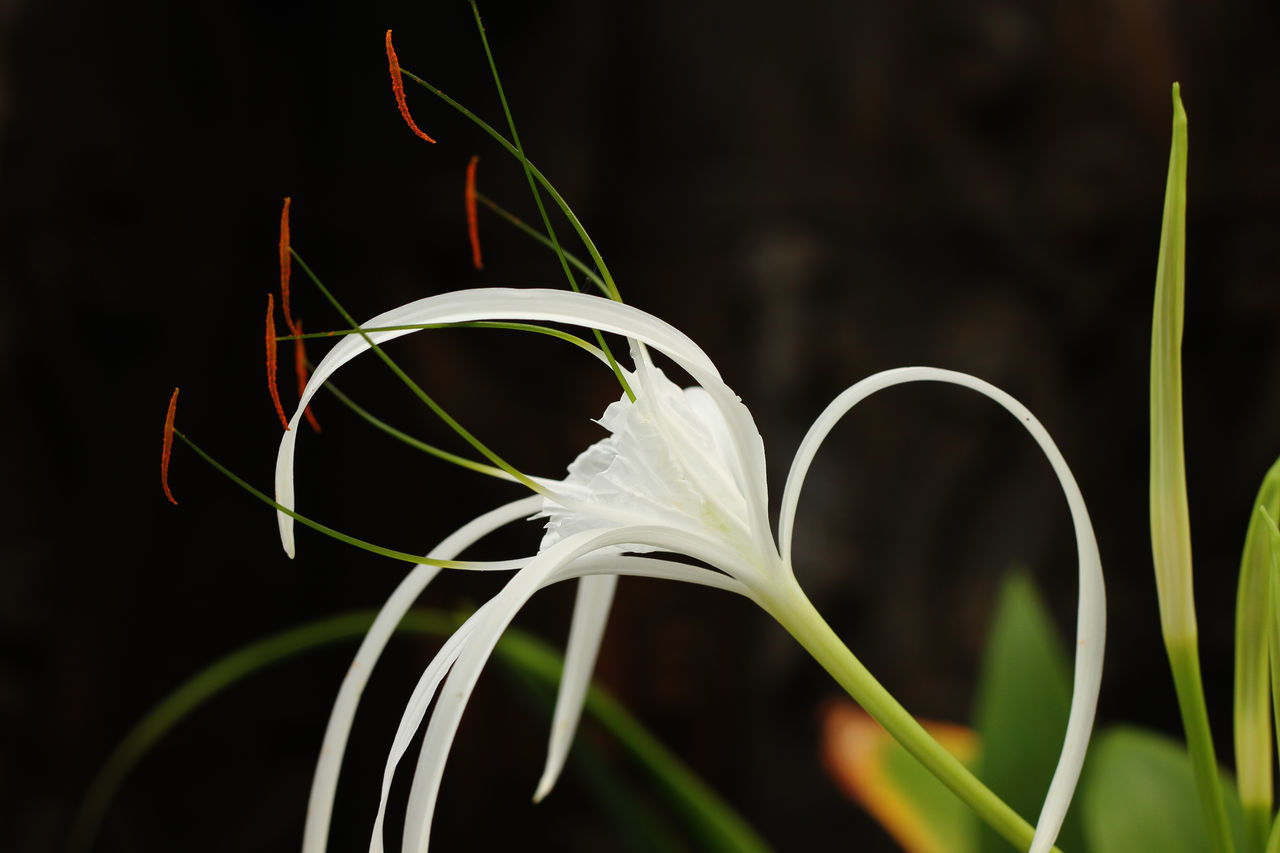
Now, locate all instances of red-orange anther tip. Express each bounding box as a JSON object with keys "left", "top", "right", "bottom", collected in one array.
[
  {"left": 293, "top": 319, "right": 321, "bottom": 433},
  {"left": 279, "top": 197, "right": 296, "bottom": 335},
  {"left": 465, "top": 155, "right": 483, "bottom": 270},
  {"left": 161, "top": 387, "right": 180, "bottom": 505},
  {"left": 385, "top": 30, "right": 437, "bottom": 144},
  {"left": 266, "top": 294, "right": 290, "bottom": 431}
]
